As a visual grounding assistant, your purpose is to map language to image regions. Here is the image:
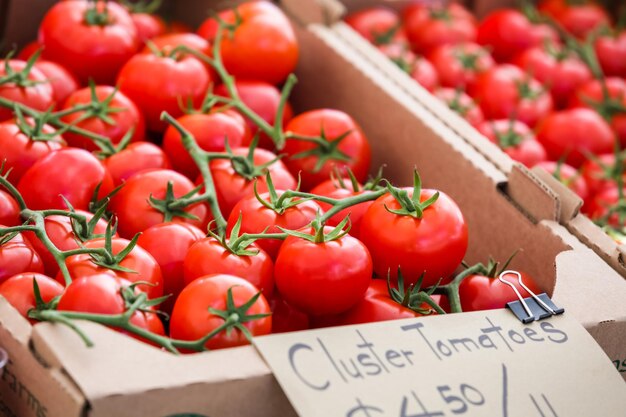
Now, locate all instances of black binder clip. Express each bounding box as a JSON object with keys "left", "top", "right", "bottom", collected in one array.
[{"left": 498, "top": 270, "right": 564, "bottom": 324}]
